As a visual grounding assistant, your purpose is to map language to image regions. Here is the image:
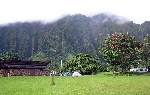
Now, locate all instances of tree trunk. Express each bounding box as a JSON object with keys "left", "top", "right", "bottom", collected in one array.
[{"left": 121, "top": 67, "right": 126, "bottom": 74}]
